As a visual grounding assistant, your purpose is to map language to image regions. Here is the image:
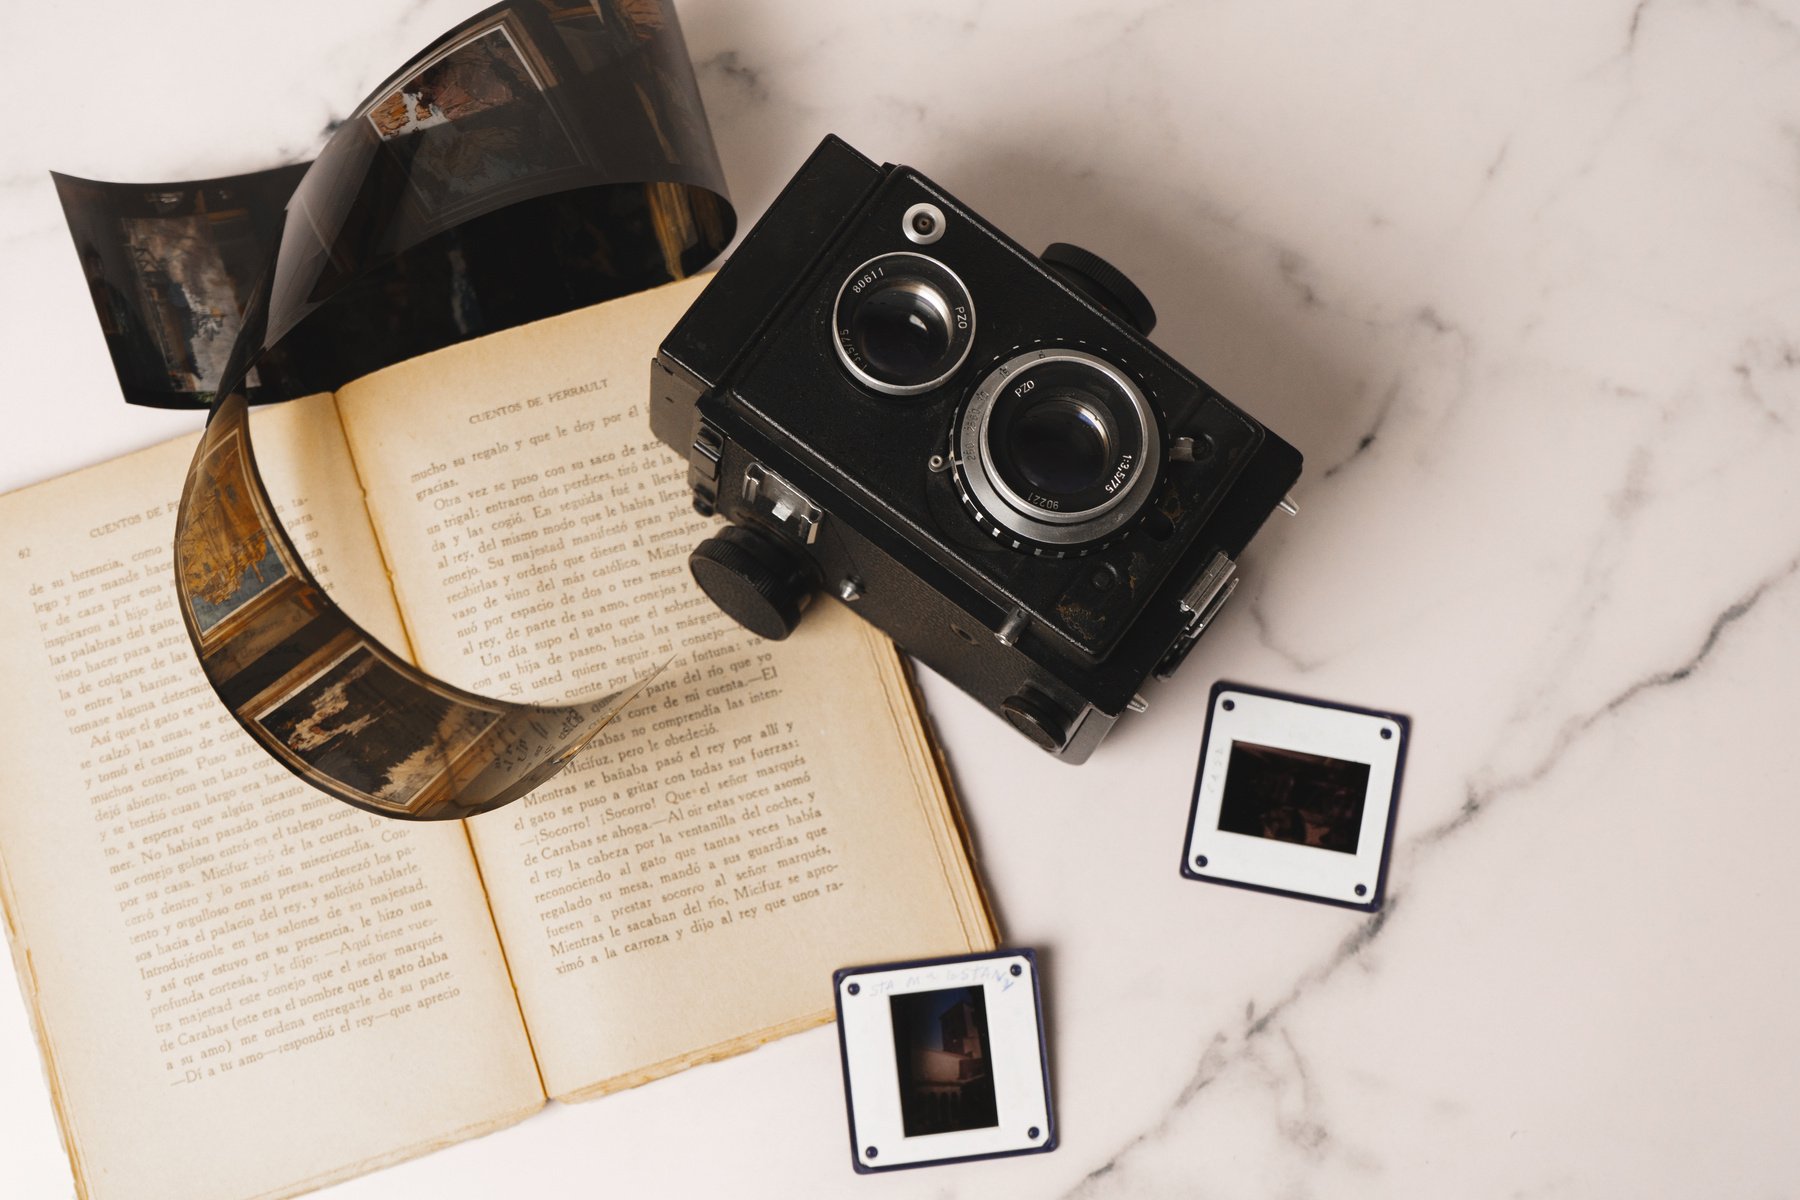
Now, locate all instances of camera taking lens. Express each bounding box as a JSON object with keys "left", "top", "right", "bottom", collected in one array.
[
  {"left": 954, "top": 348, "right": 1162, "bottom": 554},
  {"left": 833, "top": 252, "right": 973, "bottom": 395},
  {"left": 1007, "top": 394, "right": 1116, "bottom": 496}
]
